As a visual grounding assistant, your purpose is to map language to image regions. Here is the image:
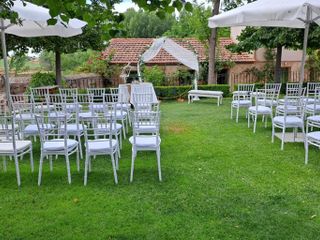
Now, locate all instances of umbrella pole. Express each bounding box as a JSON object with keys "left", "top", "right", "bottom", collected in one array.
[
  {"left": 0, "top": 19, "right": 11, "bottom": 110},
  {"left": 299, "top": 6, "right": 311, "bottom": 85}
]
